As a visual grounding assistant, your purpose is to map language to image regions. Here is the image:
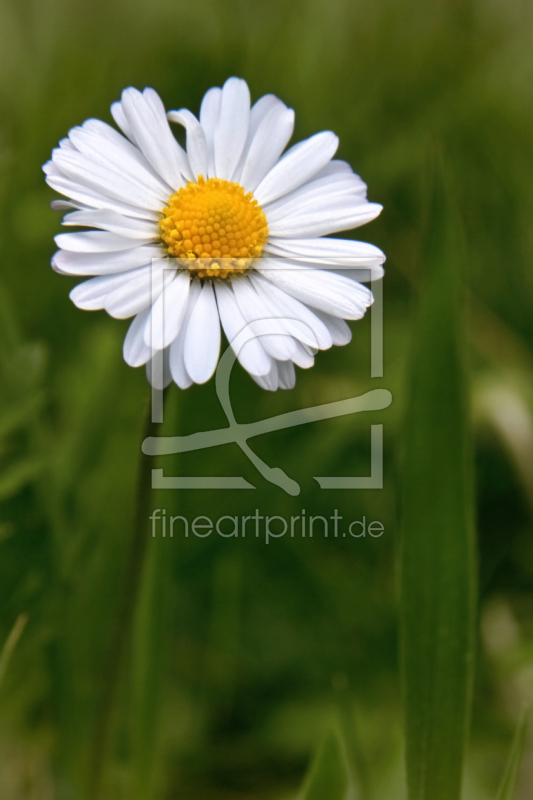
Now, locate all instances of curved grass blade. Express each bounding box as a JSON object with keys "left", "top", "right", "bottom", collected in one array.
[
  {"left": 0, "top": 613, "right": 28, "bottom": 688},
  {"left": 334, "top": 682, "right": 372, "bottom": 800},
  {"left": 0, "top": 454, "right": 47, "bottom": 501},
  {"left": 475, "top": 380, "right": 533, "bottom": 521},
  {"left": 400, "top": 149, "right": 477, "bottom": 800},
  {"left": 301, "top": 730, "right": 349, "bottom": 800},
  {"left": 496, "top": 709, "right": 529, "bottom": 800}
]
